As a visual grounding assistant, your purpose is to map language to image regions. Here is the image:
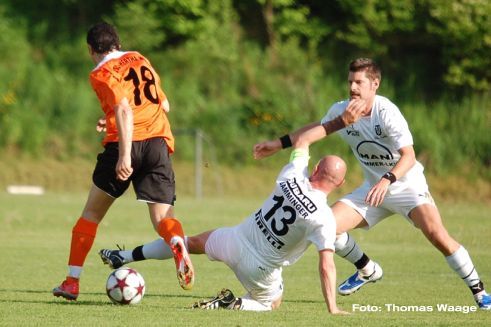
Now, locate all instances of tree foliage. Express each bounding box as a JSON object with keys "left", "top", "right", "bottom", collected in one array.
[
  {"left": 324, "top": 0, "right": 491, "bottom": 95},
  {"left": 0, "top": 0, "right": 489, "bottom": 176}
]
